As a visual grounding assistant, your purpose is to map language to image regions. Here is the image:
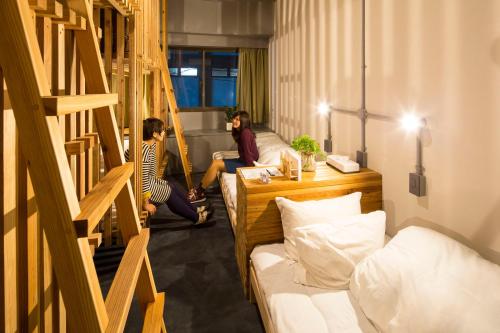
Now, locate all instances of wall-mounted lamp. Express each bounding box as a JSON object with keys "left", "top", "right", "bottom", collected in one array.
[
  {"left": 400, "top": 113, "right": 427, "bottom": 197},
  {"left": 318, "top": 102, "right": 333, "bottom": 153}
]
